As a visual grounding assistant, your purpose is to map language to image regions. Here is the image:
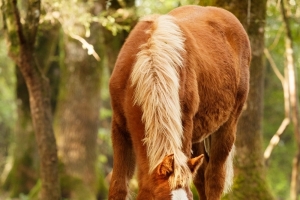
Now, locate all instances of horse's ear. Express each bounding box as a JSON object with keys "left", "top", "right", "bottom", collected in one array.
[
  {"left": 157, "top": 154, "right": 174, "bottom": 177},
  {"left": 187, "top": 154, "right": 204, "bottom": 174}
]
